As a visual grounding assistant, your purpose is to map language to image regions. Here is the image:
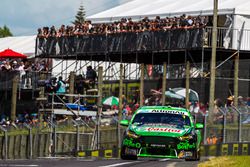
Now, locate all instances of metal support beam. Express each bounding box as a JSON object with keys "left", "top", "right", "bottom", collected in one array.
[
  {"left": 185, "top": 61, "right": 190, "bottom": 109},
  {"left": 69, "top": 72, "right": 75, "bottom": 103},
  {"left": 234, "top": 52, "right": 239, "bottom": 107},
  {"left": 209, "top": 0, "right": 218, "bottom": 122},
  {"left": 140, "top": 64, "right": 145, "bottom": 106},
  {"left": 118, "top": 64, "right": 123, "bottom": 149},
  {"left": 97, "top": 66, "right": 103, "bottom": 150},
  {"left": 162, "top": 62, "right": 167, "bottom": 105},
  {"left": 11, "top": 75, "right": 19, "bottom": 122}
]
